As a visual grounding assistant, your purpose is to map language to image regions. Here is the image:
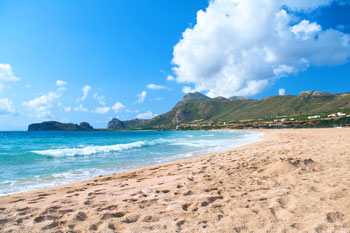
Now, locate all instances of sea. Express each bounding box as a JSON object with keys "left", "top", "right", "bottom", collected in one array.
[{"left": 0, "top": 130, "right": 260, "bottom": 195}]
